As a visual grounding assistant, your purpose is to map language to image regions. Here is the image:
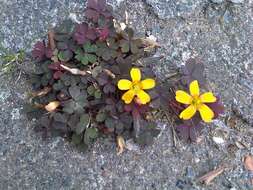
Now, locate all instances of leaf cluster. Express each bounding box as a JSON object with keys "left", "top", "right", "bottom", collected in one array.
[{"left": 28, "top": 0, "right": 159, "bottom": 150}]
